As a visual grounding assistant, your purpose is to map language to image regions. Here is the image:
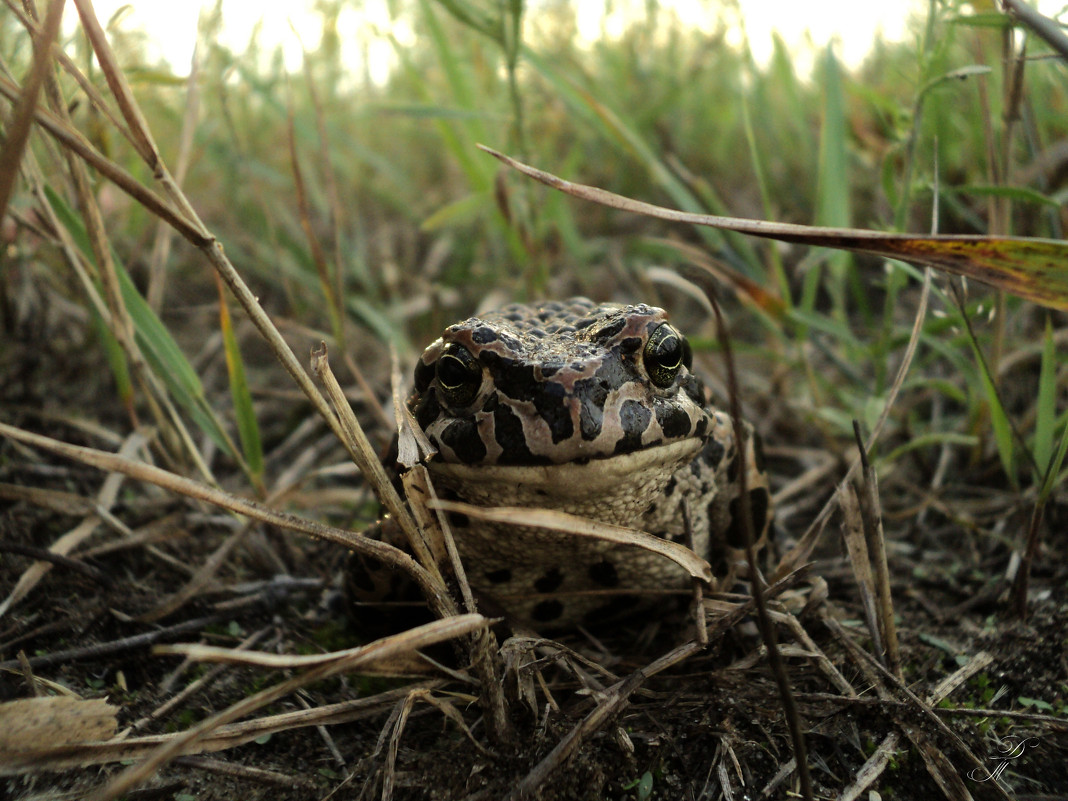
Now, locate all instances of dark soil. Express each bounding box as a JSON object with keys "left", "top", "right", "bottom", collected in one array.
[{"left": 2, "top": 295, "right": 1067, "bottom": 801}]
